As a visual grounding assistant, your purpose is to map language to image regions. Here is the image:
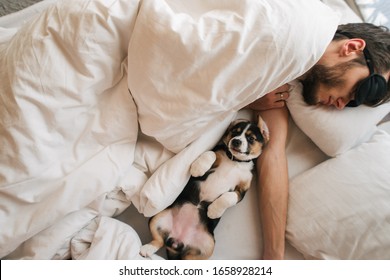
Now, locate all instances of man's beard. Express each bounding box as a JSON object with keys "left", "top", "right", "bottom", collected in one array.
[{"left": 301, "top": 60, "right": 362, "bottom": 105}]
